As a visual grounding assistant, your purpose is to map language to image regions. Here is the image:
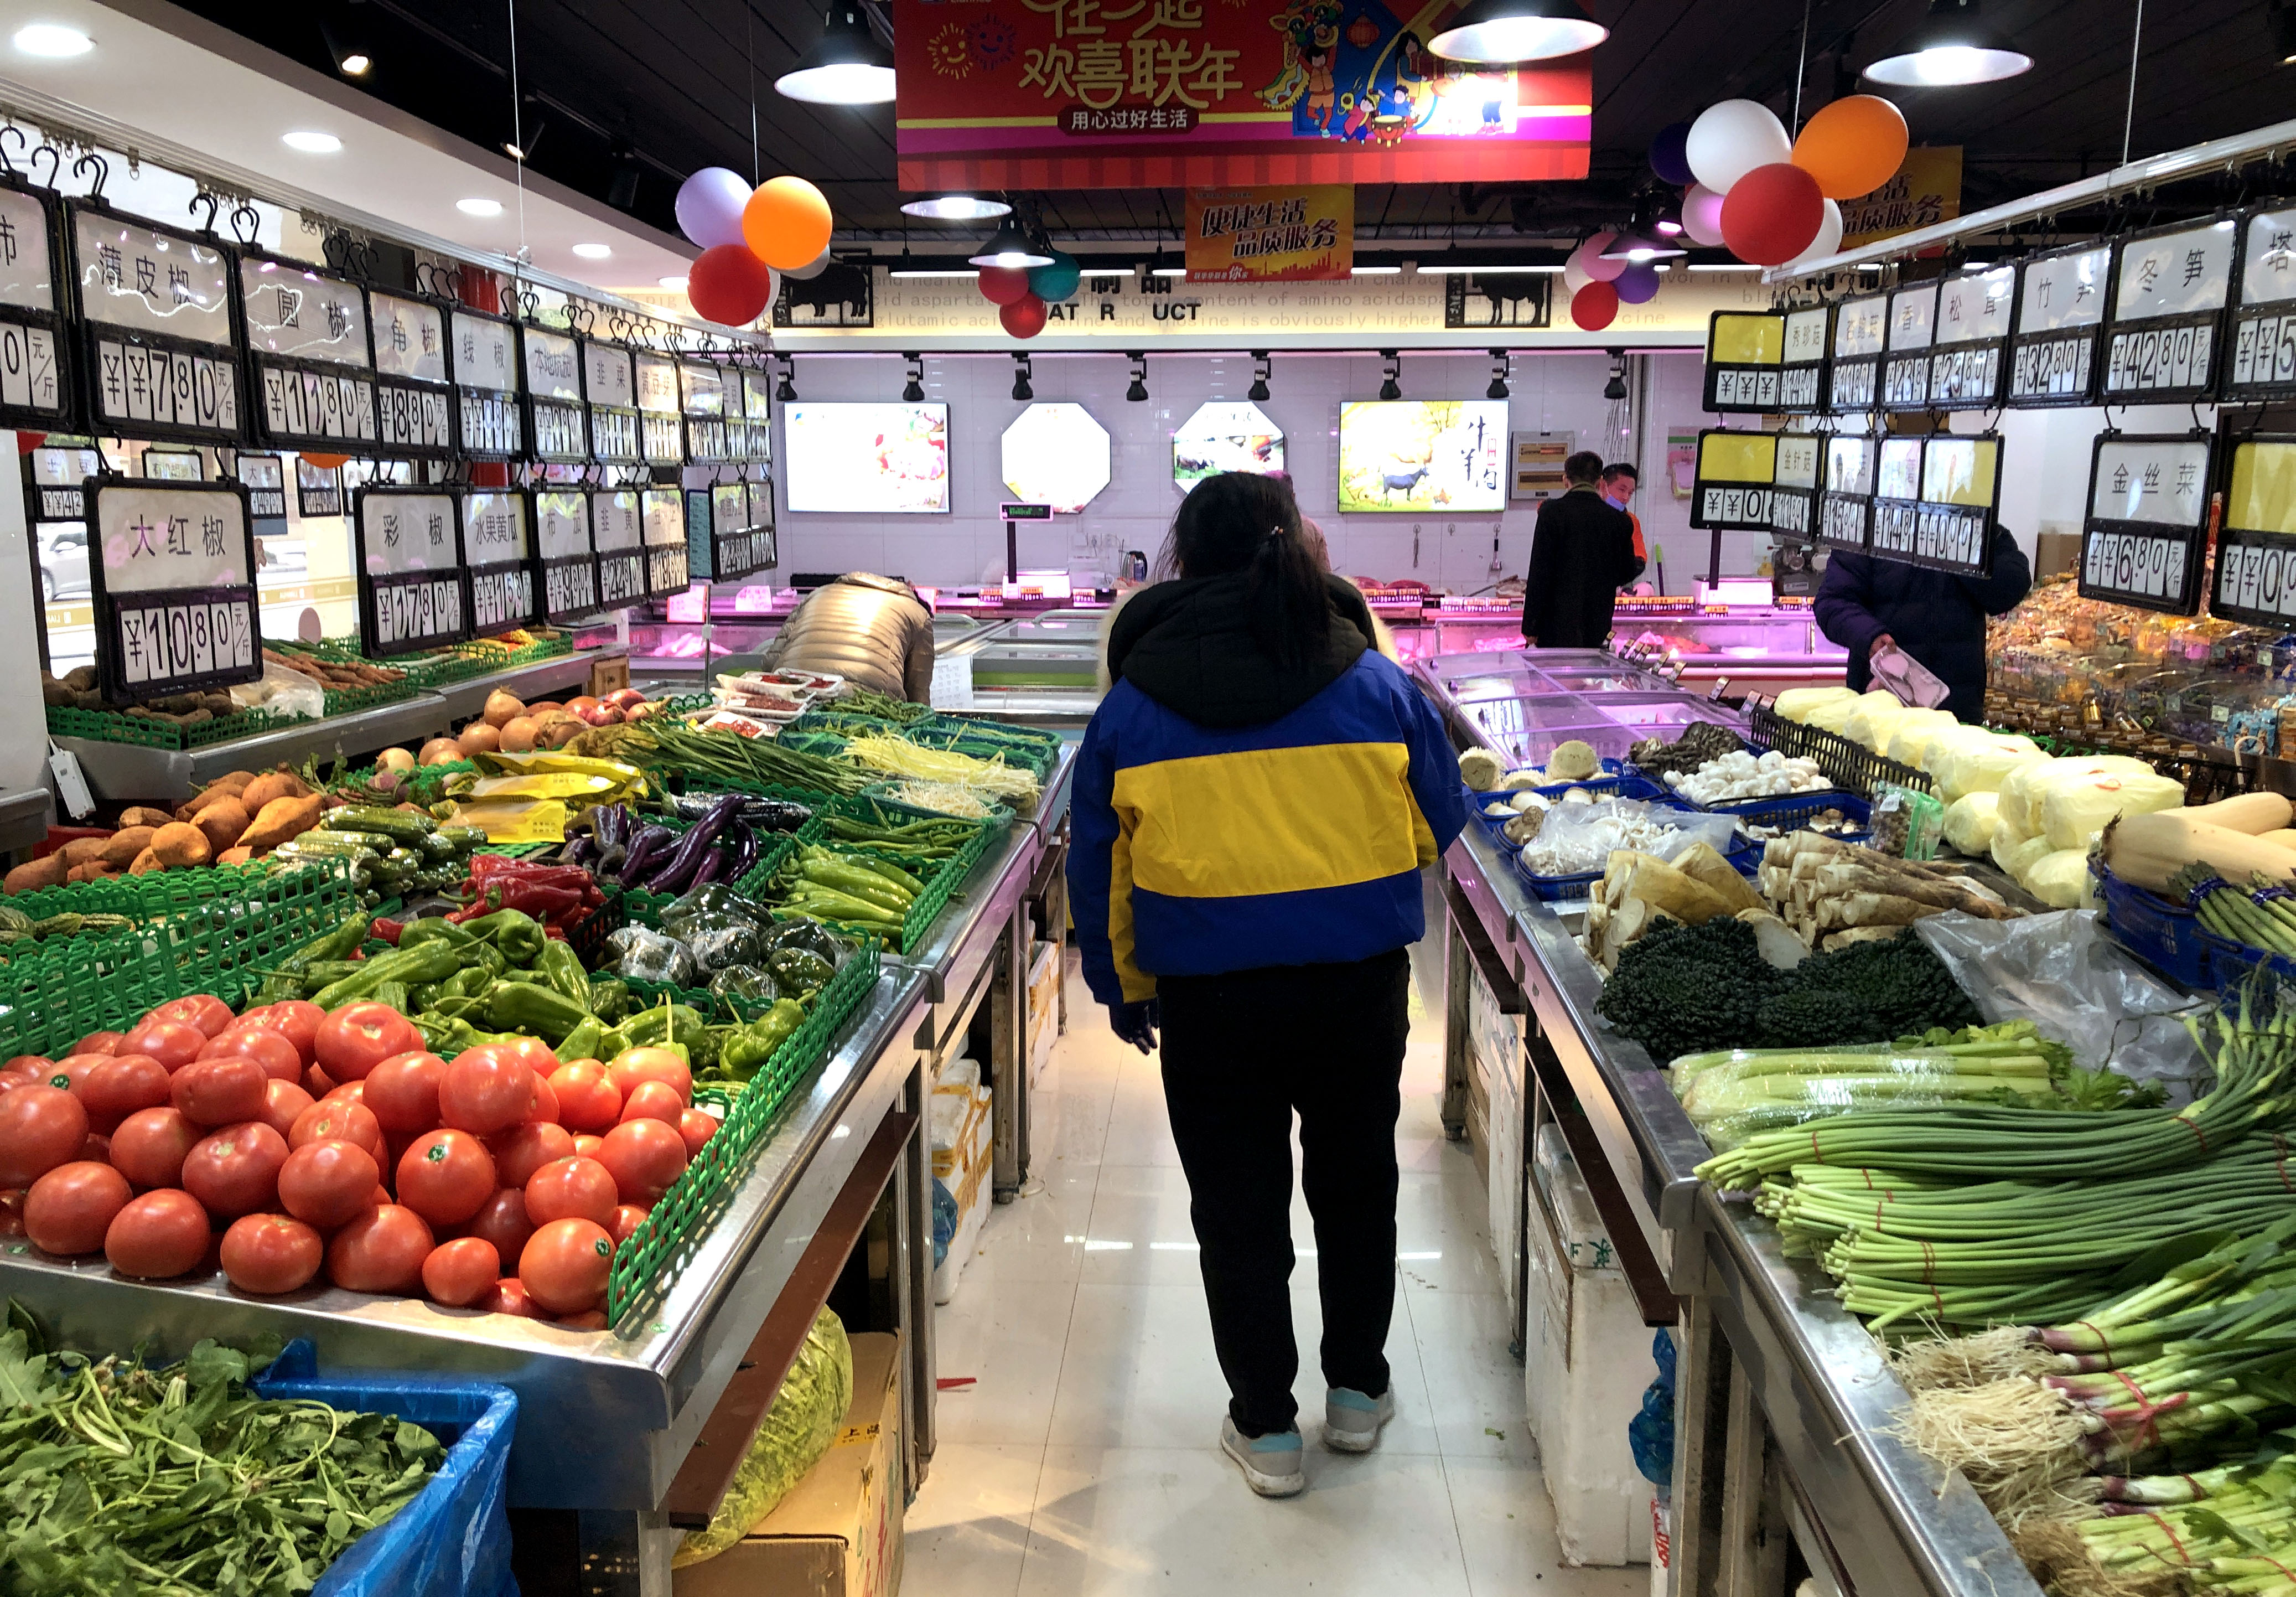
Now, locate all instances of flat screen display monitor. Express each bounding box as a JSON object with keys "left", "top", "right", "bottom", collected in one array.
[
  {"left": 1337, "top": 400, "right": 1508, "bottom": 513},
  {"left": 784, "top": 401, "right": 950, "bottom": 513}
]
